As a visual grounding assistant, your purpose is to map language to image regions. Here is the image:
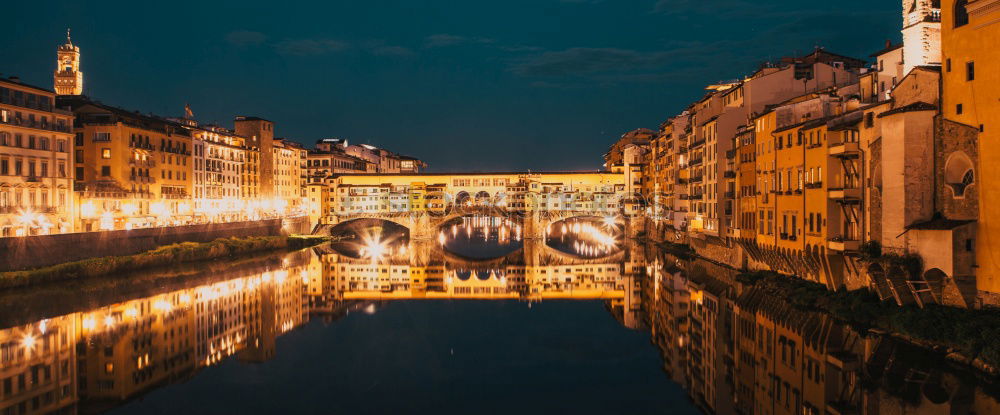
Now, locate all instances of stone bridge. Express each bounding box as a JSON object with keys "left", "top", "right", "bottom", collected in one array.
[{"left": 314, "top": 208, "right": 618, "bottom": 240}]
